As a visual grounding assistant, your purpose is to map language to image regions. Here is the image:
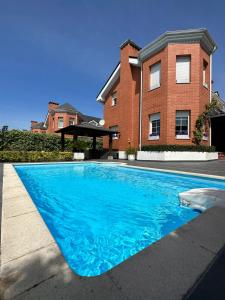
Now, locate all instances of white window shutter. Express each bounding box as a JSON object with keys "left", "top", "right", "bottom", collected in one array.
[
  {"left": 176, "top": 56, "right": 190, "bottom": 83},
  {"left": 150, "top": 62, "right": 161, "bottom": 90}
]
